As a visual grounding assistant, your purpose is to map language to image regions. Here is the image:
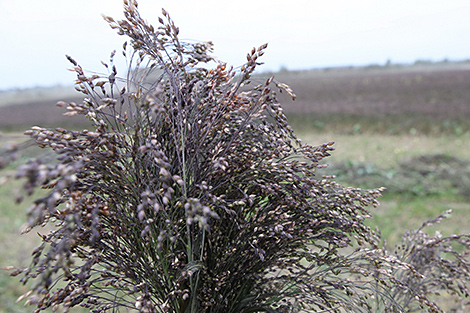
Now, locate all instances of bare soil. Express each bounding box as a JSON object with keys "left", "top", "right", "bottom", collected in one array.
[
  {"left": 1, "top": 63, "right": 469, "bottom": 132},
  {"left": 0, "top": 96, "right": 87, "bottom": 131},
  {"left": 274, "top": 64, "right": 470, "bottom": 119}
]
